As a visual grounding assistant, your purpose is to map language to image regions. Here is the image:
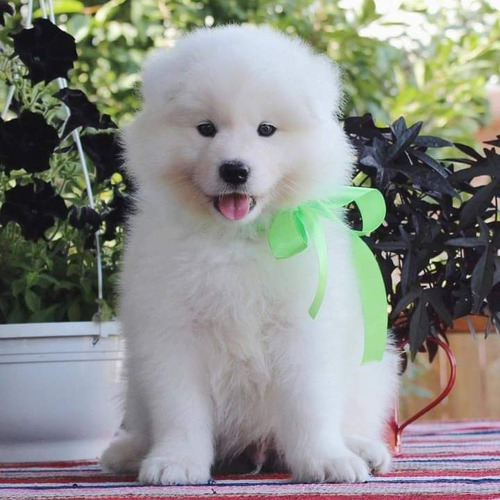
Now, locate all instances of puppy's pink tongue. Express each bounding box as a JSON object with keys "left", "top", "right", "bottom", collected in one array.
[{"left": 218, "top": 194, "right": 250, "bottom": 220}]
